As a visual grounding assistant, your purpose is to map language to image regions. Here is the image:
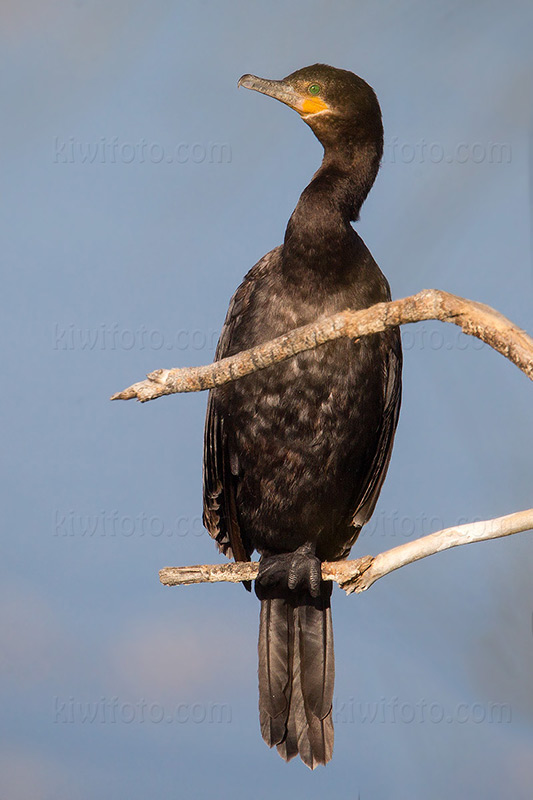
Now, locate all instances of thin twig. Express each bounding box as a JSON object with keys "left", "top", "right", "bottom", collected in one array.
[
  {"left": 111, "top": 289, "right": 533, "bottom": 402},
  {"left": 159, "top": 509, "right": 533, "bottom": 595}
]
